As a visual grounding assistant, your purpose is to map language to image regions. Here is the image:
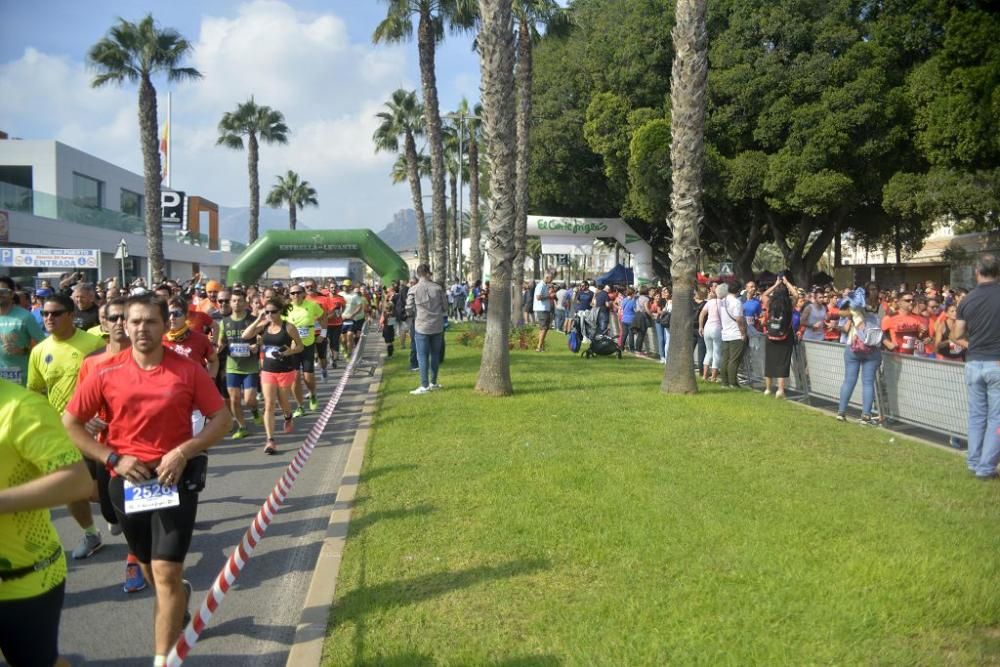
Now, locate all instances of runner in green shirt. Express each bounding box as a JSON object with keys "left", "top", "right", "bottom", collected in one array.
[
  {"left": 0, "top": 276, "right": 46, "bottom": 386},
  {"left": 284, "top": 285, "right": 326, "bottom": 415},
  {"left": 219, "top": 291, "right": 261, "bottom": 439}
]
